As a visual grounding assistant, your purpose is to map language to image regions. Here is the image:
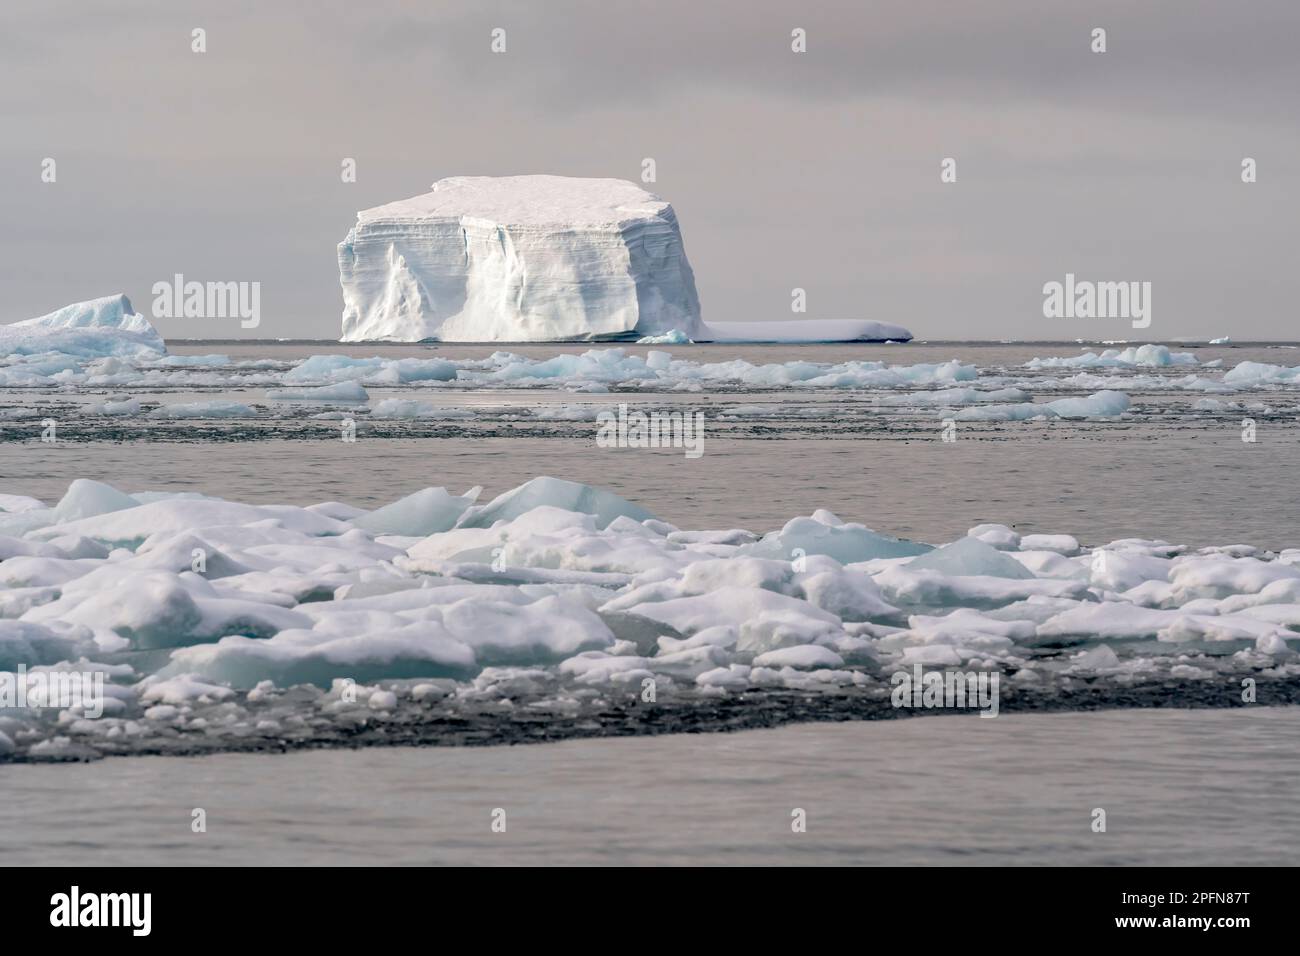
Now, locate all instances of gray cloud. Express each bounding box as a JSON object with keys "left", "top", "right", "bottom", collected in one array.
[{"left": 2, "top": 0, "right": 1297, "bottom": 340}]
